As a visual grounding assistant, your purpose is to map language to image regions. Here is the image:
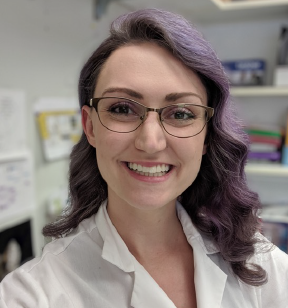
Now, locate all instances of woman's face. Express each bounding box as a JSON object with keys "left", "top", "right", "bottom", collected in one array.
[{"left": 82, "top": 42, "right": 208, "bottom": 212}]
